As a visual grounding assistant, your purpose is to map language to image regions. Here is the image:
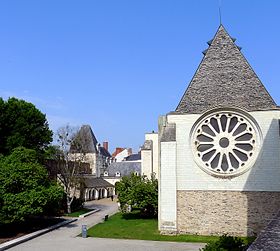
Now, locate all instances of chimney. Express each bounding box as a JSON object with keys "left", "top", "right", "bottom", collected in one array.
[{"left": 103, "top": 141, "right": 108, "bottom": 151}]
